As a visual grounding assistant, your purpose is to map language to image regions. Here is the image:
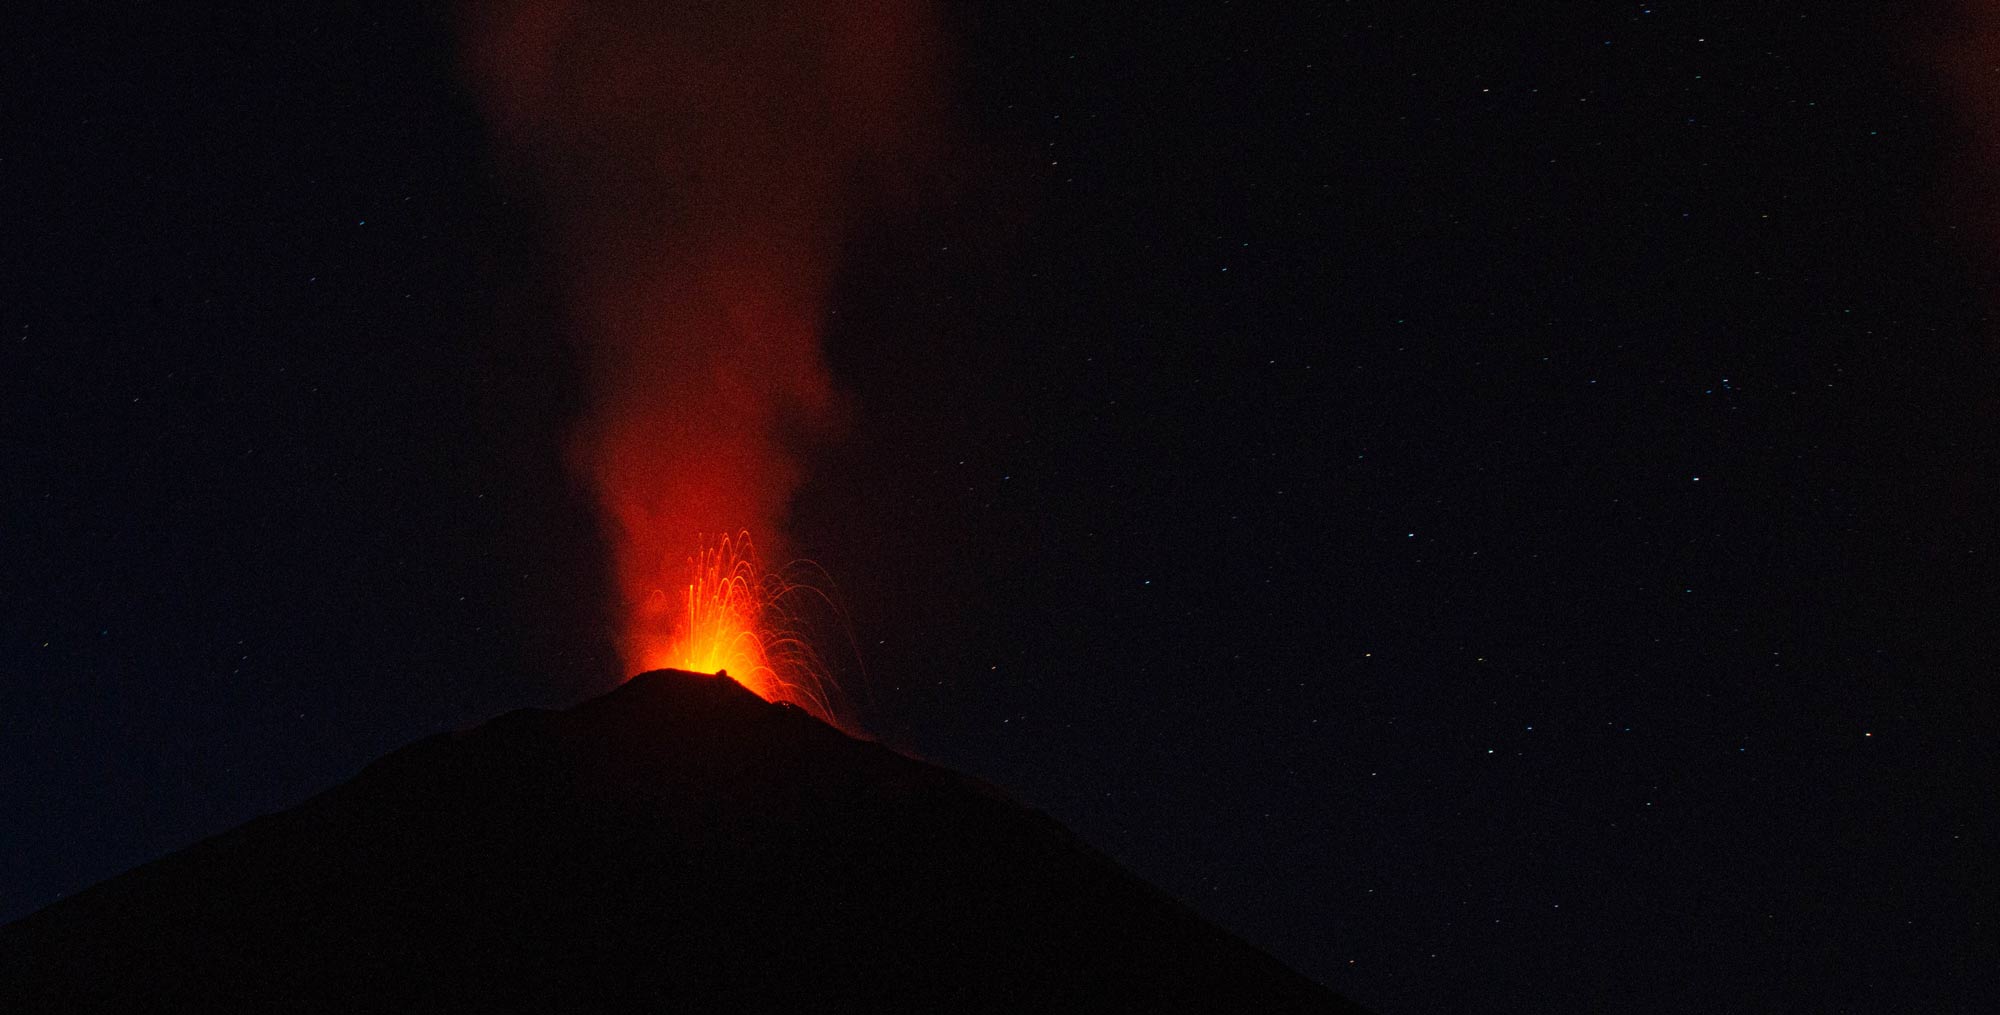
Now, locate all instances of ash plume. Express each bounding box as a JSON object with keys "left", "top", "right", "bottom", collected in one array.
[{"left": 458, "top": 0, "right": 944, "bottom": 670}]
